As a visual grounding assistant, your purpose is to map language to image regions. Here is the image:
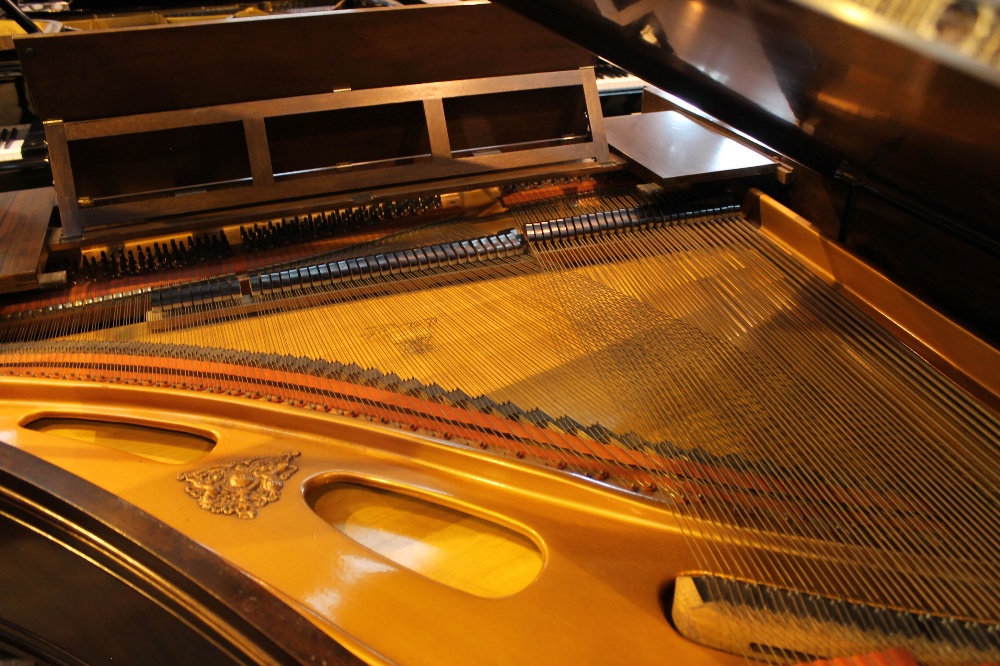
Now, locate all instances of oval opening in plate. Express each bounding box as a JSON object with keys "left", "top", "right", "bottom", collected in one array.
[
  {"left": 308, "top": 482, "right": 543, "bottom": 598},
  {"left": 26, "top": 417, "right": 215, "bottom": 464}
]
